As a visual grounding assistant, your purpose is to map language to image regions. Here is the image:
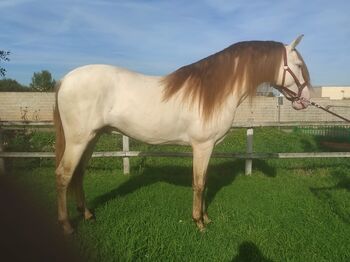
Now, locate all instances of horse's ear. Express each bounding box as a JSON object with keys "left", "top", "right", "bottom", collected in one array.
[{"left": 289, "top": 34, "right": 304, "bottom": 50}]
